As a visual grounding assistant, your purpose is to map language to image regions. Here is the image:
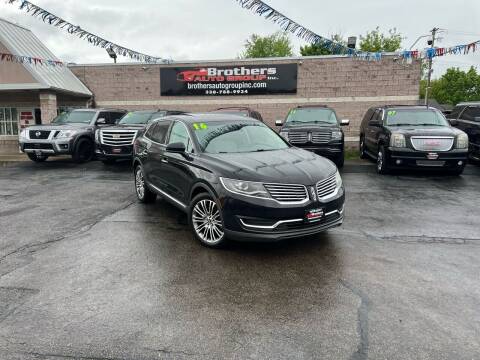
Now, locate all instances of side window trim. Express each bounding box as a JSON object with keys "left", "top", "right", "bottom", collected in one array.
[
  {"left": 146, "top": 120, "right": 172, "bottom": 145},
  {"left": 458, "top": 106, "right": 468, "bottom": 120},
  {"left": 167, "top": 120, "right": 195, "bottom": 153}
]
